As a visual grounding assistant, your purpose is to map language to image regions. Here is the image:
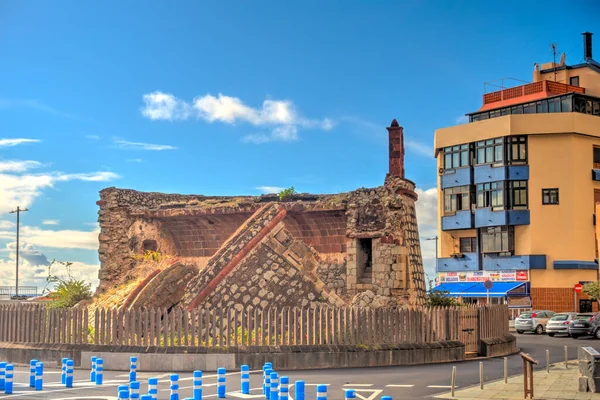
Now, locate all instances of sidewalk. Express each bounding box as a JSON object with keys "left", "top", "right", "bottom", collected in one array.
[{"left": 435, "top": 361, "right": 600, "bottom": 400}]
